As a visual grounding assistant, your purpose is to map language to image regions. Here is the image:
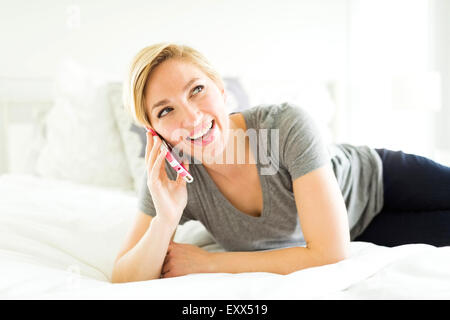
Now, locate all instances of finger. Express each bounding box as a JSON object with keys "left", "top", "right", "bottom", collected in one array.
[
  {"left": 163, "top": 254, "right": 170, "bottom": 266},
  {"left": 144, "top": 127, "right": 155, "bottom": 164},
  {"left": 159, "top": 146, "right": 169, "bottom": 178},
  {"left": 180, "top": 159, "right": 189, "bottom": 173},
  {"left": 183, "top": 160, "right": 190, "bottom": 171},
  {"left": 162, "top": 265, "right": 169, "bottom": 275},
  {"left": 176, "top": 161, "right": 189, "bottom": 185},
  {"left": 163, "top": 268, "right": 176, "bottom": 278},
  {"left": 175, "top": 169, "right": 183, "bottom": 185},
  {"left": 162, "top": 260, "right": 170, "bottom": 274},
  {"left": 145, "top": 127, "right": 161, "bottom": 166},
  {"left": 148, "top": 136, "right": 162, "bottom": 177},
  {"left": 150, "top": 146, "right": 168, "bottom": 182}
]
